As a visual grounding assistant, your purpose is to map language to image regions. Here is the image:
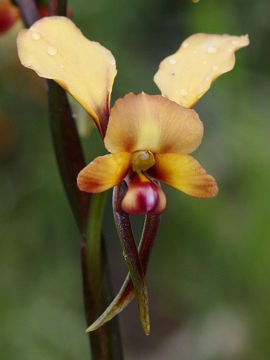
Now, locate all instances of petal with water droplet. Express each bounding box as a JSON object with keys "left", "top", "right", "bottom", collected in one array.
[
  {"left": 154, "top": 33, "right": 249, "bottom": 108},
  {"left": 17, "top": 16, "right": 117, "bottom": 135}
]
